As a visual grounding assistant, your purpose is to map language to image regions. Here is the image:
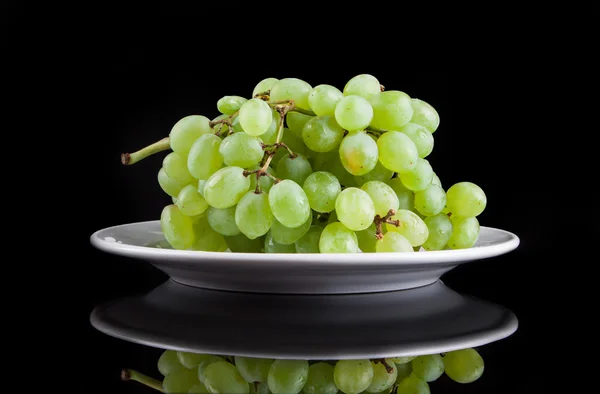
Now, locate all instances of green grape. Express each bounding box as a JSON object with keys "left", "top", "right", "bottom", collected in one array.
[
  {"left": 354, "top": 161, "right": 394, "bottom": 186},
  {"left": 189, "top": 383, "right": 210, "bottom": 393},
  {"left": 277, "top": 154, "right": 312, "bottom": 186},
  {"left": 412, "top": 354, "right": 444, "bottom": 382},
  {"left": 170, "top": 115, "right": 213, "bottom": 155},
  {"left": 422, "top": 214, "right": 453, "bottom": 251},
  {"left": 387, "top": 178, "right": 415, "bottom": 211},
  {"left": 257, "top": 110, "right": 281, "bottom": 144},
  {"left": 204, "top": 166, "right": 251, "bottom": 209},
  {"left": 370, "top": 90, "right": 414, "bottom": 131},
  {"left": 366, "top": 359, "right": 397, "bottom": 393},
  {"left": 414, "top": 184, "right": 446, "bottom": 216},
  {"left": 217, "top": 95, "right": 247, "bottom": 115},
  {"left": 163, "top": 367, "right": 200, "bottom": 394},
  {"left": 188, "top": 134, "right": 224, "bottom": 181},
  {"left": 399, "top": 123, "right": 434, "bottom": 158},
  {"left": 356, "top": 223, "right": 378, "bottom": 253},
  {"left": 303, "top": 171, "right": 341, "bottom": 213},
  {"left": 394, "top": 362, "right": 412, "bottom": 384},
  {"left": 443, "top": 348, "right": 484, "bottom": 383},
  {"left": 410, "top": 98, "right": 440, "bottom": 133},
  {"left": 235, "top": 190, "right": 274, "bottom": 239},
  {"left": 333, "top": 359, "right": 374, "bottom": 394},
  {"left": 267, "top": 359, "right": 309, "bottom": 394},
  {"left": 361, "top": 181, "right": 400, "bottom": 217},
  {"left": 269, "top": 78, "right": 312, "bottom": 111},
  {"left": 271, "top": 216, "right": 312, "bottom": 244},
  {"left": 172, "top": 196, "right": 178, "bottom": 204},
  {"left": 343, "top": 74, "right": 381, "bottom": 101},
  {"left": 158, "top": 167, "right": 186, "bottom": 198},
  {"left": 252, "top": 382, "right": 271, "bottom": 394},
  {"left": 253, "top": 77, "right": 279, "bottom": 97},
  {"left": 248, "top": 165, "right": 276, "bottom": 193},
  {"left": 207, "top": 206, "right": 240, "bottom": 236},
  {"left": 268, "top": 179, "right": 311, "bottom": 228},
  {"left": 431, "top": 173, "right": 442, "bottom": 188},
  {"left": 219, "top": 132, "right": 264, "bottom": 168},
  {"left": 225, "top": 233, "right": 264, "bottom": 253},
  {"left": 301, "top": 116, "right": 345, "bottom": 153},
  {"left": 446, "top": 182, "right": 487, "bottom": 217},
  {"left": 339, "top": 131, "right": 378, "bottom": 176},
  {"left": 163, "top": 152, "right": 195, "bottom": 185},
  {"left": 319, "top": 222, "right": 359, "bottom": 253},
  {"left": 203, "top": 361, "right": 249, "bottom": 394},
  {"left": 161, "top": 205, "right": 194, "bottom": 250},
  {"left": 447, "top": 216, "right": 479, "bottom": 249},
  {"left": 177, "top": 184, "right": 209, "bottom": 217},
  {"left": 198, "top": 180, "right": 207, "bottom": 196},
  {"left": 211, "top": 114, "right": 230, "bottom": 135},
  {"left": 198, "top": 356, "right": 225, "bottom": 383},
  {"left": 189, "top": 213, "right": 228, "bottom": 252},
  {"left": 178, "top": 352, "right": 212, "bottom": 369},
  {"left": 335, "top": 187, "right": 375, "bottom": 231},
  {"left": 294, "top": 225, "right": 324, "bottom": 253},
  {"left": 308, "top": 84, "right": 344, "bottom": 116},
  {"left": 395, "top": 374, "right": 430, "bottom": 394},
  {"left": 264, "top": 230, "right": 297, "bottom": 253},
  {"left": 376, "top": 232, "right": 414, "bottom": 253},
  {"left": 239, "top": 98, "right": 274, "bottom": 136},
  {"left": 286, "top": 111, "right": 314, "bottom": 135},
  {"left": 303, "top": 362, "right": 338, "bottom": 394},
  {"left": 235, "top": 356, "right": 274, "bottom": 383},
  {"left": 326, "top": 210, "right": 338, "bottom": 224},
  {"left": 386, "top": 209, "right": 429, "bottom": 247},
  {"left": 158, "top": 350, "right": 183, "bottom": 376},
  {"left": 377, "top": 131, "right": 418, "bottom": 173},
  {"left": 391, "top": 356, "right": 416, "bottom": 364},
  {"left": 319, "top": 150, "right": 357, "bottom": 187},
  {"left": 398, "top": 158, "right": 434, "bottom": 192},
  {"left": 334, "top": 95, "right": 374, "bottom": 132}
]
